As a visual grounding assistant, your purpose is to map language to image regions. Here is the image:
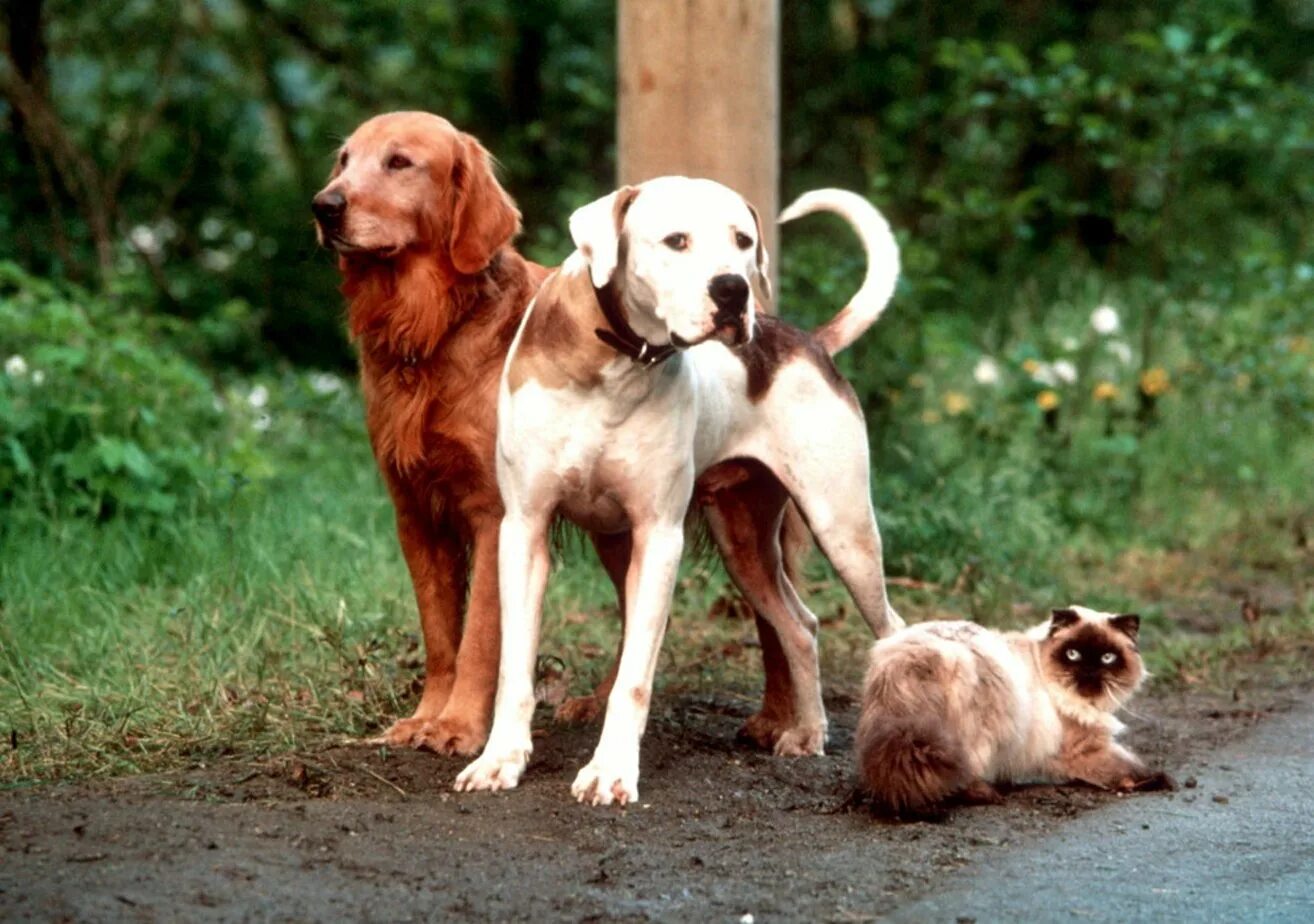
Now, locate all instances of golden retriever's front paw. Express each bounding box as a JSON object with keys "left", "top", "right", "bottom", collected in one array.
[
  {"left": 365, "top": 714, "right": 487, "bottom": 755},
  {"left": 410, "top": 715, "right": 488, "bottom": 756},
  {"left": 554, "top": 694, "right": 605, "bottom": 724},
  {"left": 365, "top": 715, "right": 440, "bottom": 749},
  {"left": 453, "top": 746, "right": 530, "bottom": 793}
]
